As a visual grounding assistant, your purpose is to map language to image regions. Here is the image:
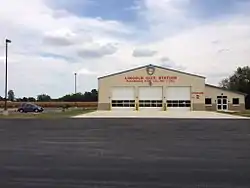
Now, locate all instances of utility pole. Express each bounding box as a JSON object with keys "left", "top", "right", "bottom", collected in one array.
[
  {"left": 74, "top": 73, "right": 77, "bottom": 94},
  {"left": 4, "top": 39, "right": 11, "bottom": 115}
]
